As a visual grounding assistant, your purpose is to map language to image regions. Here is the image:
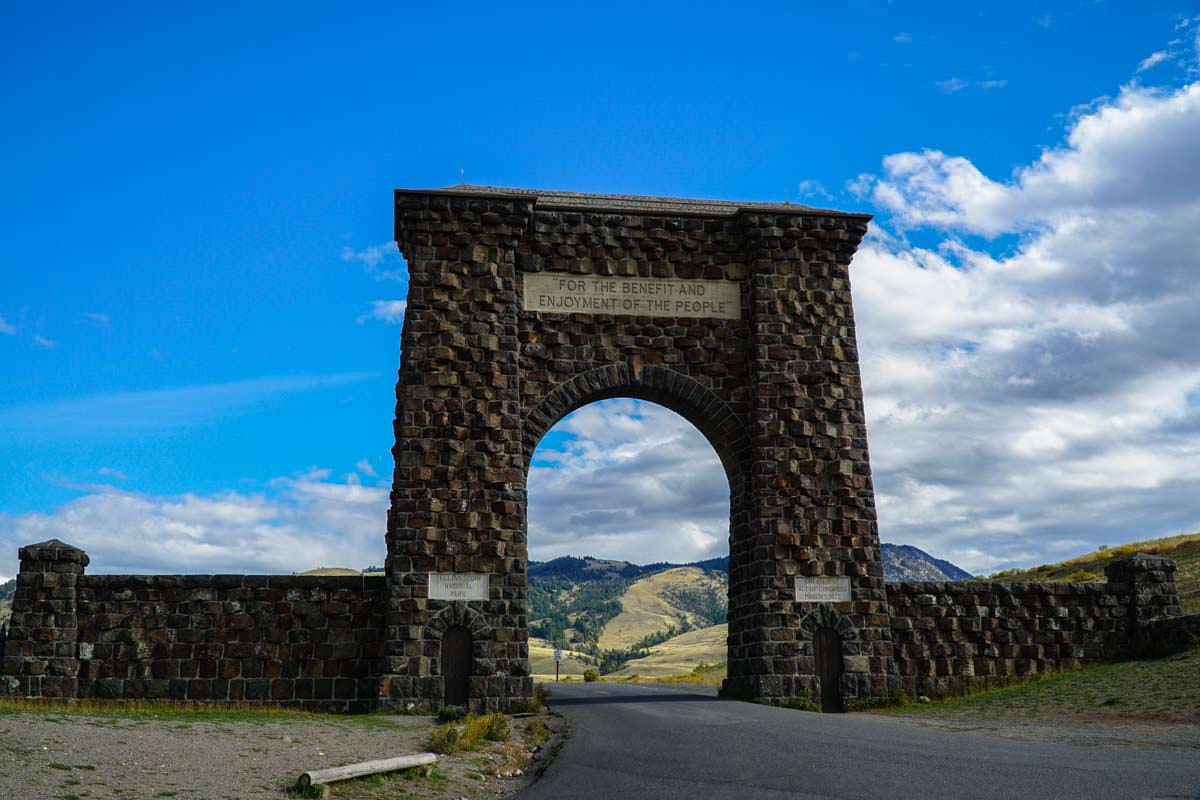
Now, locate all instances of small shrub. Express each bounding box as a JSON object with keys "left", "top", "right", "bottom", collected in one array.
[
  {"left": 437, "top": 705, "right": 468, "bottom": 723},
  {"left": 429, "top": 723, "right": 462, "bottom": 754},
  {"left": 477, "top": 711, "right": 509, "bottom": 743},
  {"left": 523, "top": 718, "right": 550, "bottom": 747},
  {"left": 583, "top": 669, "right": 599, "bottom": 682},
  {"left": 434, "top": 711, "right": 510, "bottom": 754},
  {"left": 534, "top": 684, "right": 550, "bottom": 706}
]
